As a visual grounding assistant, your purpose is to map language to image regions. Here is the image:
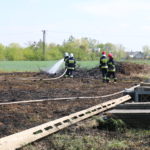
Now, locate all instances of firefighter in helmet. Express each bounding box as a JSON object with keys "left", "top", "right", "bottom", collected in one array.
[
  {"left": 106, "top": 53, "right": 117, "bottom": 83},
  {"left": 100, "top": 51, "right": 108, "bottom": 82},
  {"left": 65, "top": 53, "right": 76, "bottom": 77}
]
